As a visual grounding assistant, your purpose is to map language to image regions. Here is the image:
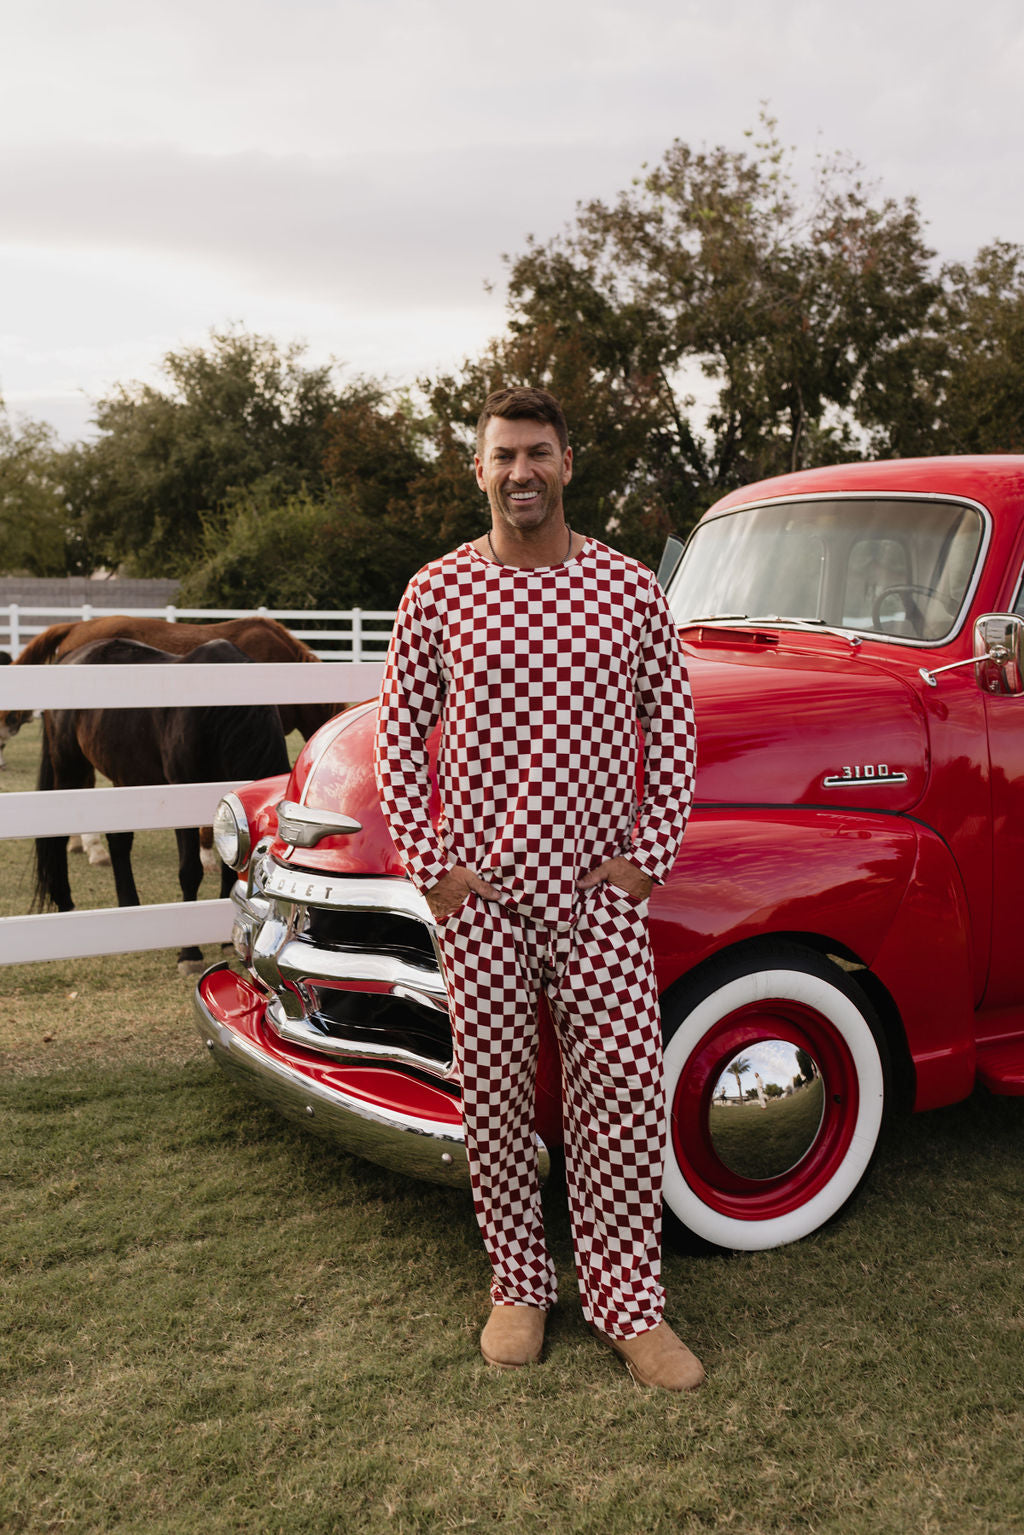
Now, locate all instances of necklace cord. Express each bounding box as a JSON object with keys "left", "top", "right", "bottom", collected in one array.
[{"left": 487, "top": 526, "right": 573, "bottom": 567}]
